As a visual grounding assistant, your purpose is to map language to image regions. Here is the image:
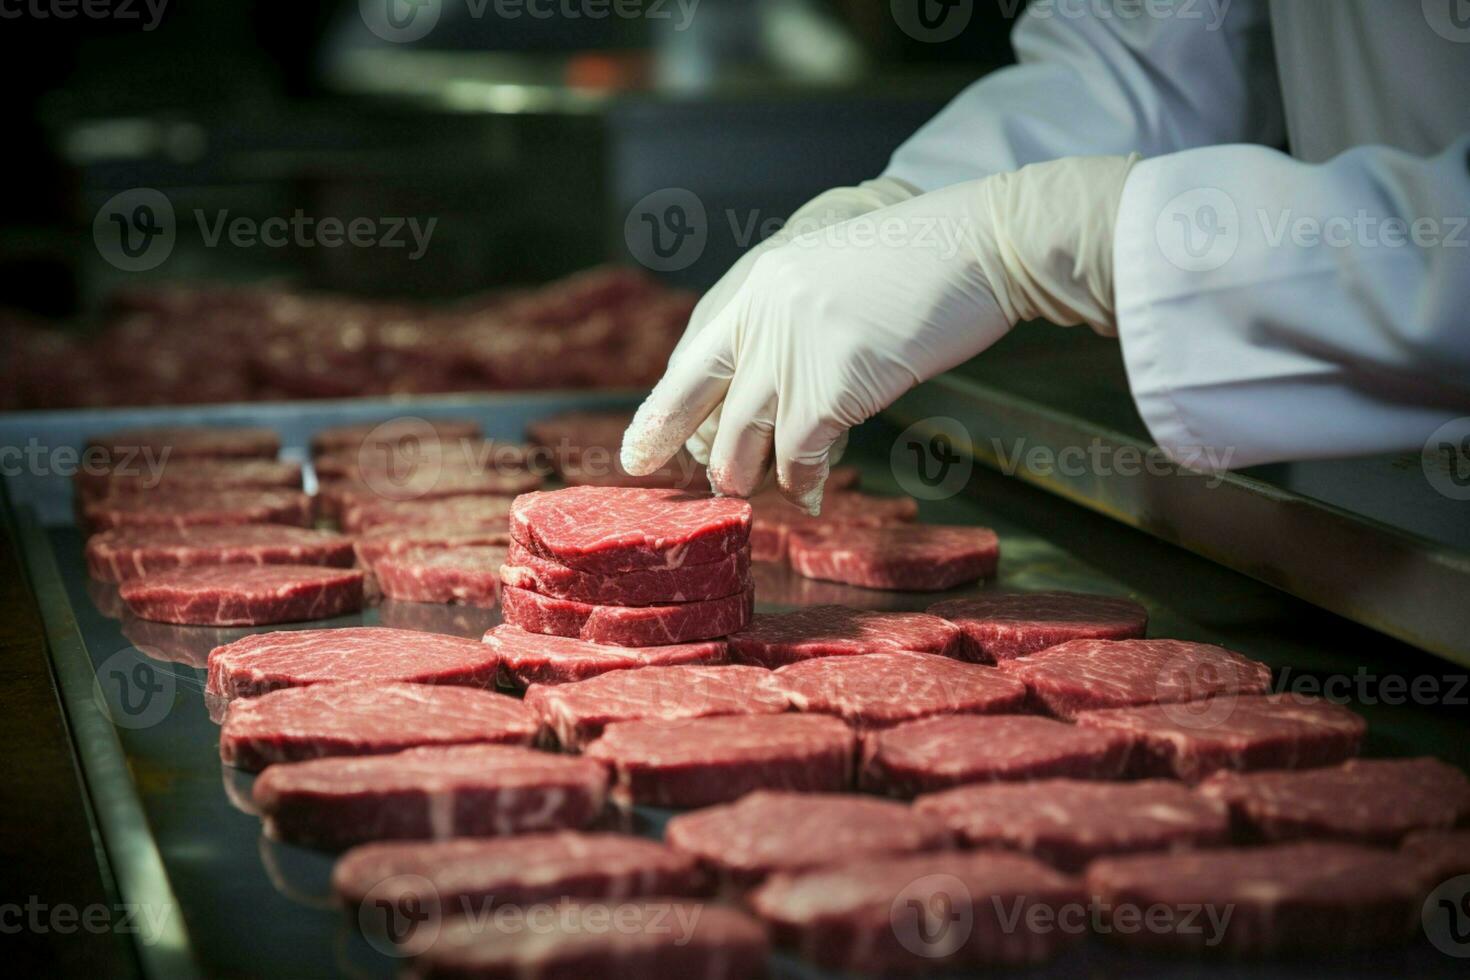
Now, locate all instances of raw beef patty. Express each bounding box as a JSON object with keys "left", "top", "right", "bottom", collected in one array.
[
  {"left": 861, "top": 714, "right": 1132, "bottom": 796},
  {"left": 999, "top": 638, "right": 1272, "bottom": 718},
  {"left": 787, "top": 523, "right": 998, "bottom": 591},
  {"left": 1086, "top": 842, "right": 1430, "bottom": 954},
  {"left": 484, "top": 624, "right": 727, "bottom": 687},
  {"left": 353, "top": 523, "right": 509, "bottom": 569},
  {"left": 501, "top": 584, "right": 753, "bottom": 647},
  {"left": 749, "top": 490, "right": 916, "bottom": 563},
  {"left": 772, "top": 651, "right": 1027, "bottom": 729},
  {"left": 375, "top": 545, "right": 508, "bottom": 607},
  {"left": 510, "top": 486, "right": 751, "bottom": 573},
  {"left": 928, "top": 591, "right": 1148, "bottom": 662},
  {"left": 83, "top": 489, "right": 313, "bottom": 533},
  {"left": 585, "top": 714, "right": 856, "bottom": 807},
  {"left": 1198, "top": 756, "right": 1470, "bottom": 844},
  {"left": 665, "top": 790, "right": 952, "bottom": 885},
  {"left": 119, "top": 564, "right": 364, "bottom": 626},
  {"left": 1075, "top": 693, "right": 1365, "bottom": 781},
  {"left": 220, "top": 682, "right": 537, "bottom": 771},
  {"left": 915, "top": 778, "right": 1231, "bottom": 871},
  {"left": 340, "top": 494, "right": 514, "bottom": 534},
  {"left": 406, "top": 900, "right": 766, "bottom": 980},
  {"left": 87, "top": 524, "right": 353, "bottom": 583},
  {"left": 88, "top": 425, "right": 280, "bottom": 460},
  {"left": 728, "top": 605, "right": 963, "bottom": 668},
  {"left": 750, "top": 851, "right": 1084, "bottom": 971},
  {"left": 207, "top": 626, "right": 500, "bottom": 700},
  {"left": 310, "top": 418, "right": 481, "bottom": 456},
  {"left": 75, "top": 457, "right": 302, "bottom": 502},
  {"left": 499, "top": 539, "right": 749, "bottom": 605},
  {"left": 332, "top": 832, "right": 704, "bottom": 920},
  {"left": 254, "top": 744, "right": 607, "bottom": 849},
  {"left": 525, "top": 665, "right": 788, "bottom": 749}
]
